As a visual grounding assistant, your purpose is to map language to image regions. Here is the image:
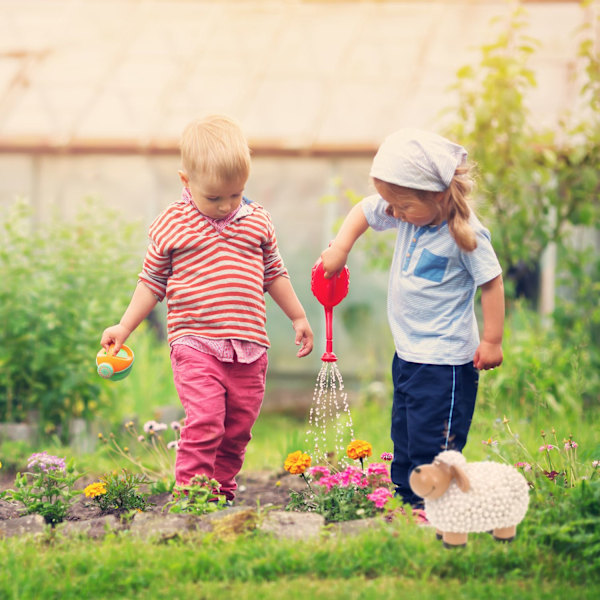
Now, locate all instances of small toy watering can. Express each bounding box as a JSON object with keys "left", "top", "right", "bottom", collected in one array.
[
  {"left": 311, "top": 260, "right": 350, "bottom": 362},
  {"left": 96, "top": 345, "right": 135, "bottom": 381}
]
